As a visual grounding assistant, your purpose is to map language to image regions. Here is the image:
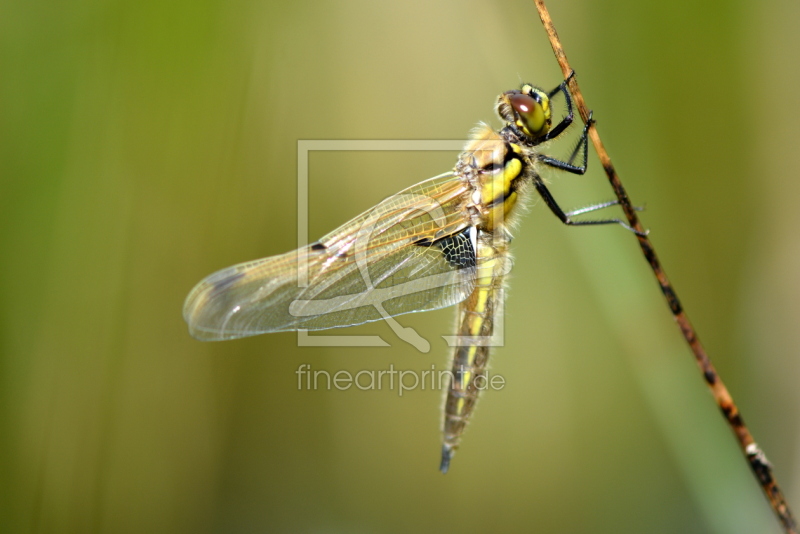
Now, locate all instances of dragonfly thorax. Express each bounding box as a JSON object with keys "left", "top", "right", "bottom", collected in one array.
[{"left": 457, "top": 126, "right": 529, "bottom": 233}]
